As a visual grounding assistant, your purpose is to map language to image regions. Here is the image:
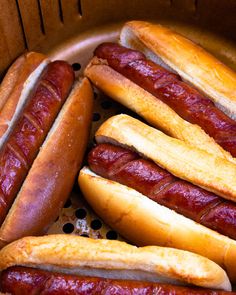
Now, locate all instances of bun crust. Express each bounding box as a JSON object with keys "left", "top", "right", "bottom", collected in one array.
[
  {"left": 0, "top": 54, "right": 25, "bottom": 112},
  {"left": 120, "top": 21, "right": 236, "bottom": 120},
  {"left": 79, "top": 167, "right": 236, "bottom": 284},
  {"left": 0, "top": 234, "right": 231, "bottom": 291},
  {"left": 0, "top": 52, "right": 48, "bottom": 149},
  {"left": 0, "top": 78, "right": 93, "bottom": 247},
  {"left": 85, "top": 57, "right": 235, "bottom": 164},
  {"left": 95, "top": 114, "right": 236, "bottom": 202}
]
